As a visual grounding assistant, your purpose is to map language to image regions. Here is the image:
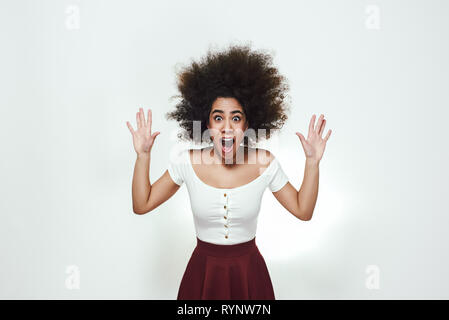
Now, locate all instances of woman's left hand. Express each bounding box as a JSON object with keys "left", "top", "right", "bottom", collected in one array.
[{"left": 296, "top": 114, "right": 332, "bottom": 164}]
